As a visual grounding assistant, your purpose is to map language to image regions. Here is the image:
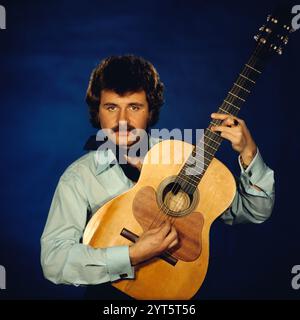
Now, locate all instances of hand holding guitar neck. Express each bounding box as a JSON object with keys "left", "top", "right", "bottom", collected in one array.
[{"left": 210, "top": 113, "right": 257, "bottom": 166}]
